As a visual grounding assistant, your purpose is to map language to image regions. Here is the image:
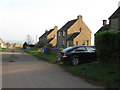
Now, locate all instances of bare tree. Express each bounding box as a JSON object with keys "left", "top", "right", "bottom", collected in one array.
[{"left": 25, "top": 35, "right": 34, "bottom": 45}]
